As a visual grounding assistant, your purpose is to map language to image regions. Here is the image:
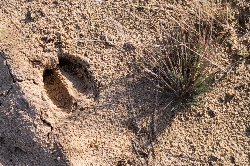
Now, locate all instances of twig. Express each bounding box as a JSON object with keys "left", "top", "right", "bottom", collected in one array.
[
  {"left": 131, "top": 139, "right": 144, "bottom": 166},
  {"left": 149, "top": 137, "right": 156, "bottom": 159},
  {"left": 152, "top": 79, "right": 159, "bottom": 141}
]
